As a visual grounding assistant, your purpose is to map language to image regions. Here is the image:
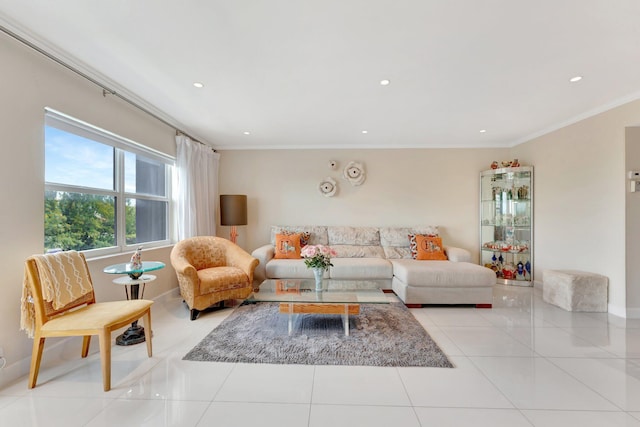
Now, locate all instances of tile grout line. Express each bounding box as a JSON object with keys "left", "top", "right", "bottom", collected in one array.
[
  {"left": 394, "top": 365, "right": 426, "bottom": 427},
  {"left": 543, "top": 356, "right": 626, "bottom": 412}
]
